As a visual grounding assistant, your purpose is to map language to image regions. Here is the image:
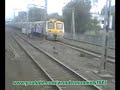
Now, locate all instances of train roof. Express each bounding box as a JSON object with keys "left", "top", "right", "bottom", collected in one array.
[
  {"left": 14, "top": 20, "right": 63, "bottom": 24},
  {"left": 48, "top": 20, "right": 63, "bottom": 23}
]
